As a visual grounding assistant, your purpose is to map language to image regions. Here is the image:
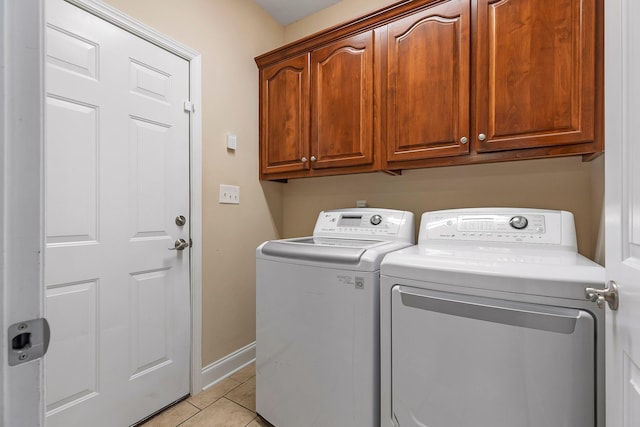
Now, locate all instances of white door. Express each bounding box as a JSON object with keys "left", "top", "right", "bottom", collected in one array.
[
  {"left": 605, "top": 0, "right": 640, "bottom": 425},
  {"left": 44, "top": 0, "right": 191, "bottom": 425}
]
